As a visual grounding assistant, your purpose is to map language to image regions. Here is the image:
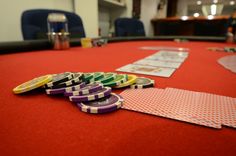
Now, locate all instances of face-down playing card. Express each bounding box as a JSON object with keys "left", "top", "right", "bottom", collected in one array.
[{"left": 120, "top": 88, "right": 222, "bottom": 129}]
